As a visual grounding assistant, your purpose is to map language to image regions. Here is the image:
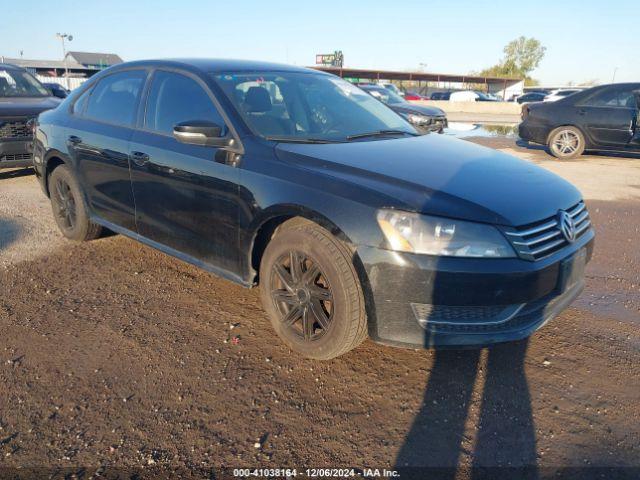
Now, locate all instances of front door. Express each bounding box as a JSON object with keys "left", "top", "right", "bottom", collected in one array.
[
  {"left": 128, "top": 69, "right": 241, "bottom": 276},
  {"left": 577, "top": 86, "right": 638, "bottom": 147},
  {"left": 70, "top": 69, "right": 147, "bottom": 231}
]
